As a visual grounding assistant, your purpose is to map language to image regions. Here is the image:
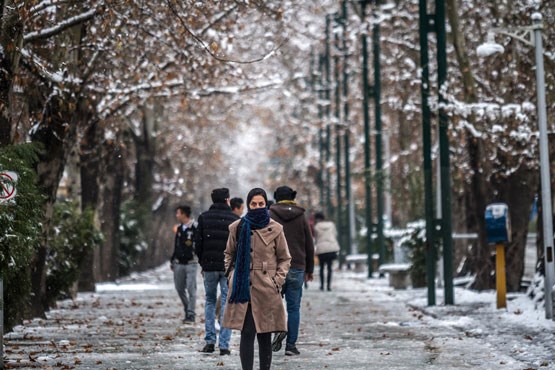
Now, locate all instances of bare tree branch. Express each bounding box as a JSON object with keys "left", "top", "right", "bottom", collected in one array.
[
  {"left": 23, "top": 6, "right": 99, "bottom": 43},
  {"left": 165, "top": 0, "right": 289, "bottom": 65}
]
